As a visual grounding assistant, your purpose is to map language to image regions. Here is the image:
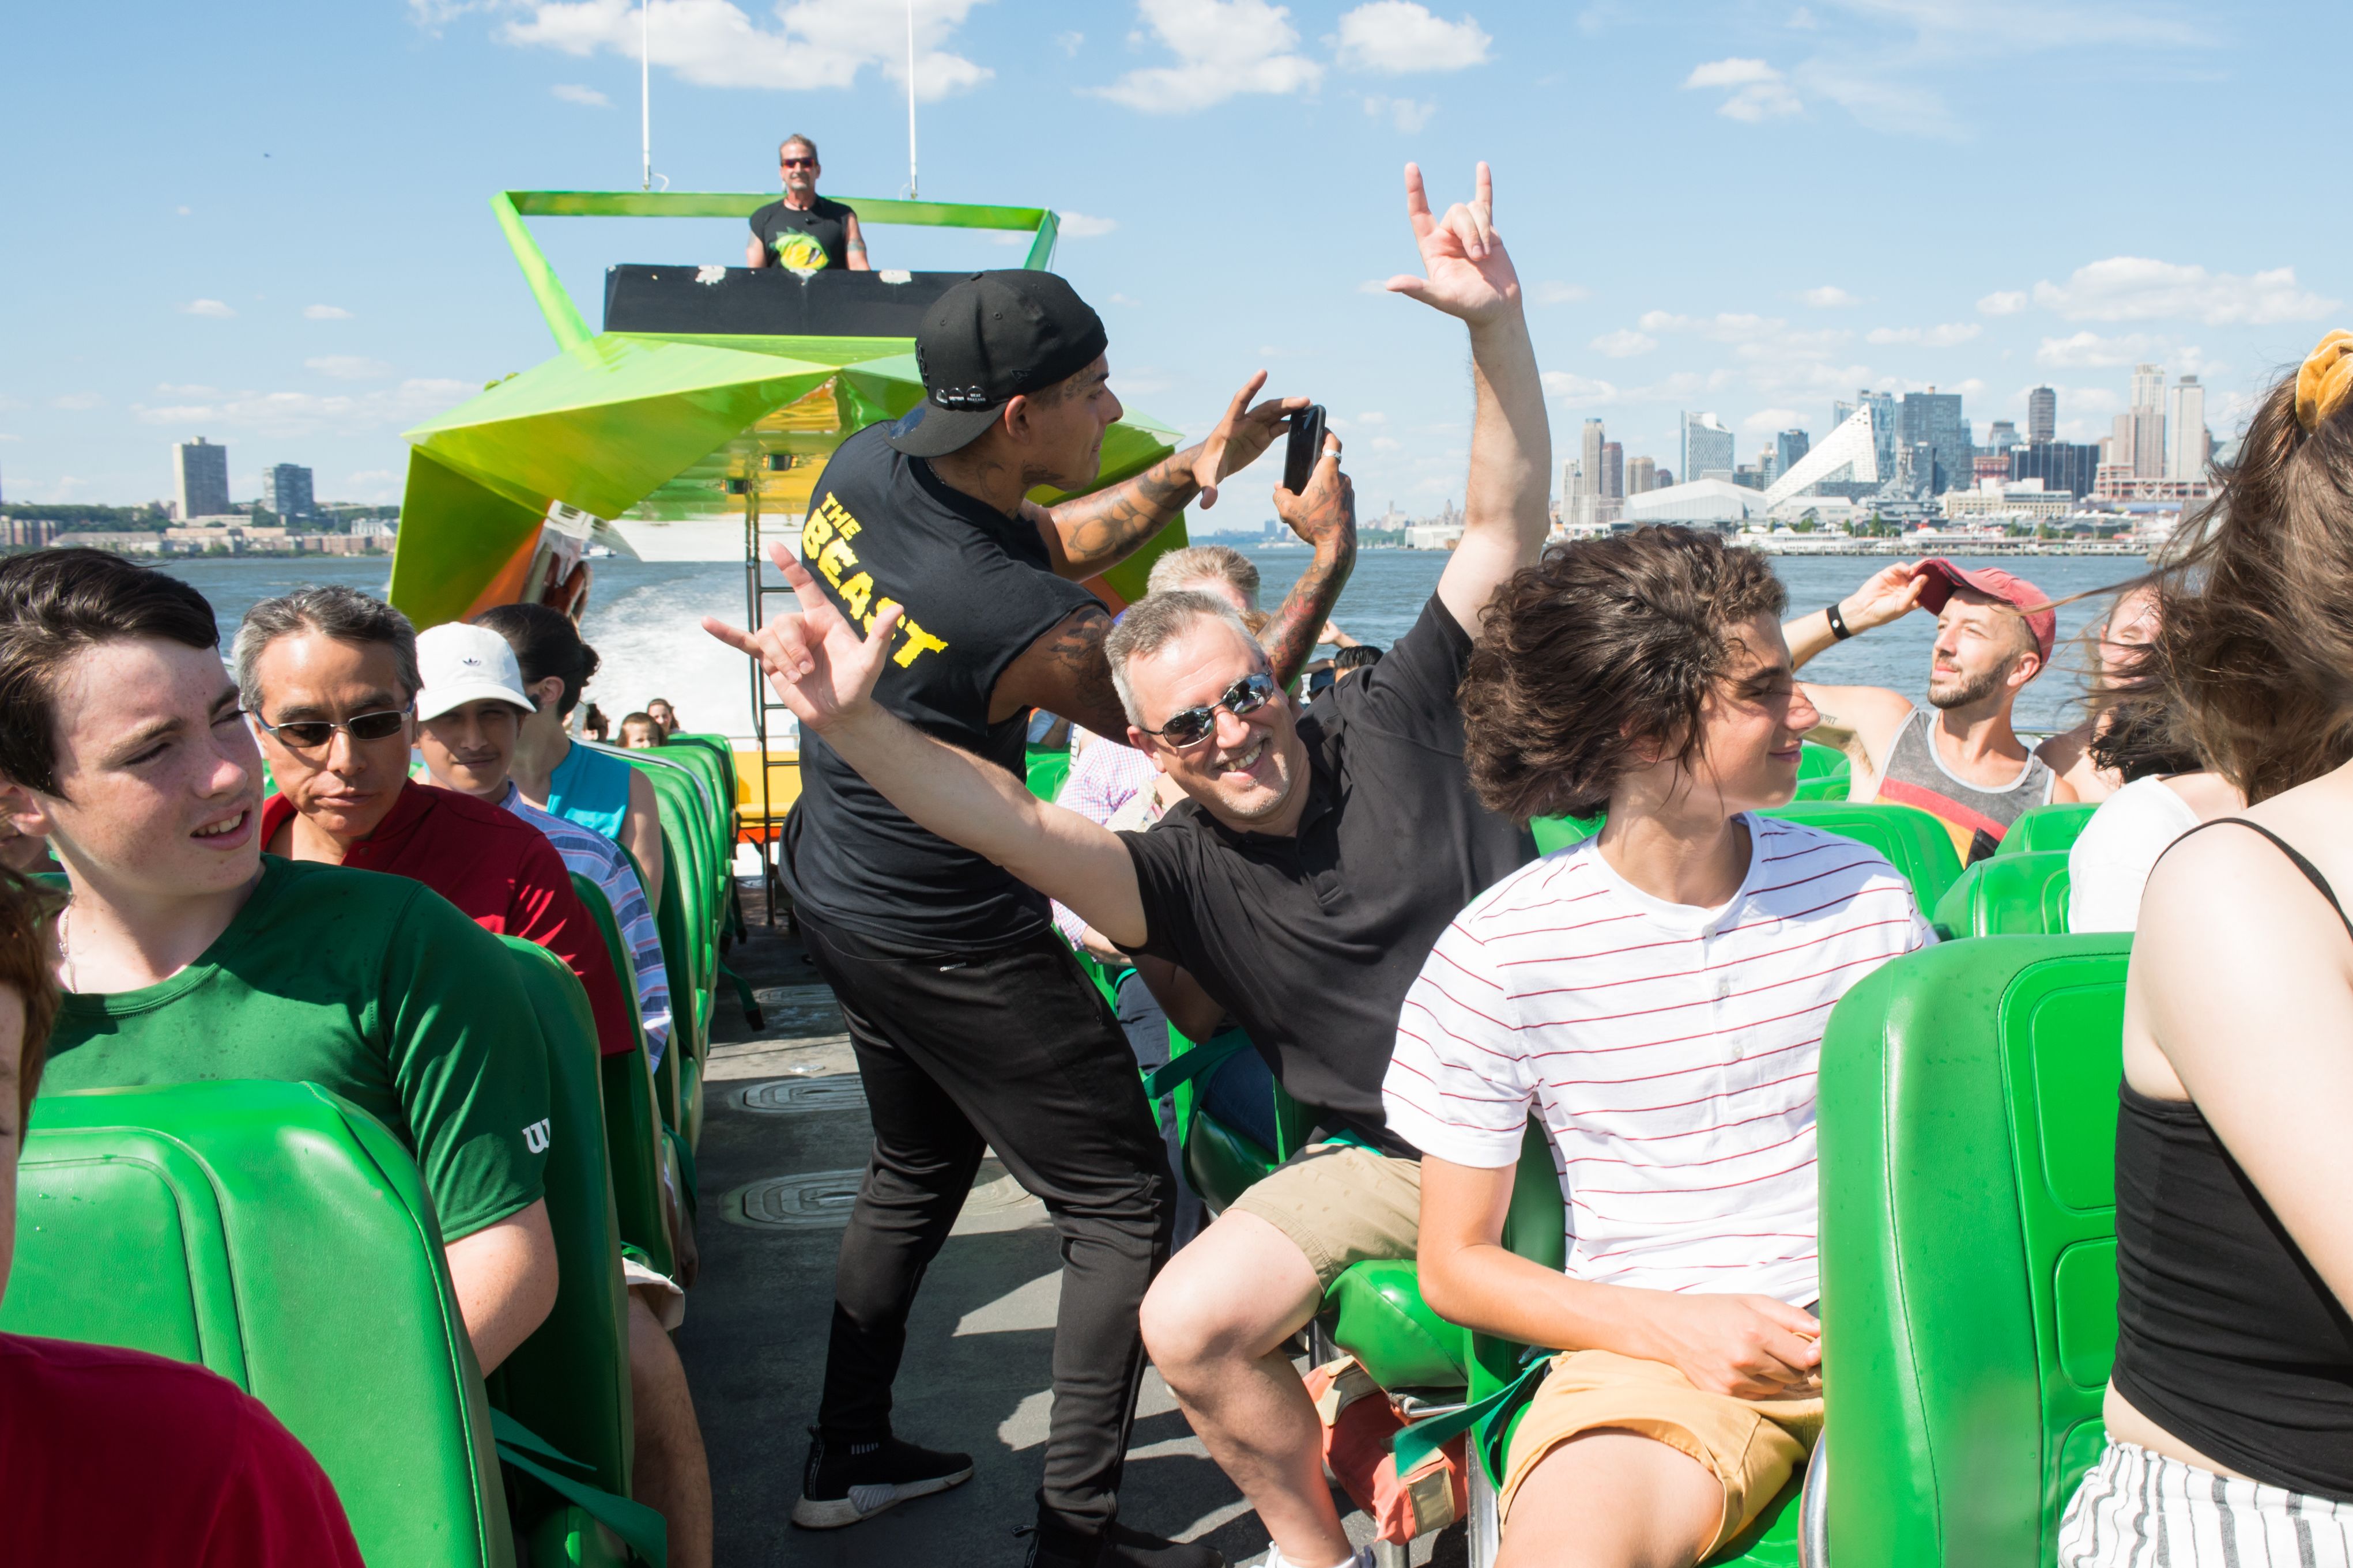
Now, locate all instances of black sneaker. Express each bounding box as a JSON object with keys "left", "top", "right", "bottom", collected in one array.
[
  {"left": 790, "top": 1426, "right": 974, "bottom": 1529},
  {"left": 1020, "top": 1512, "right": 1227, "bottom": 1568}
]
